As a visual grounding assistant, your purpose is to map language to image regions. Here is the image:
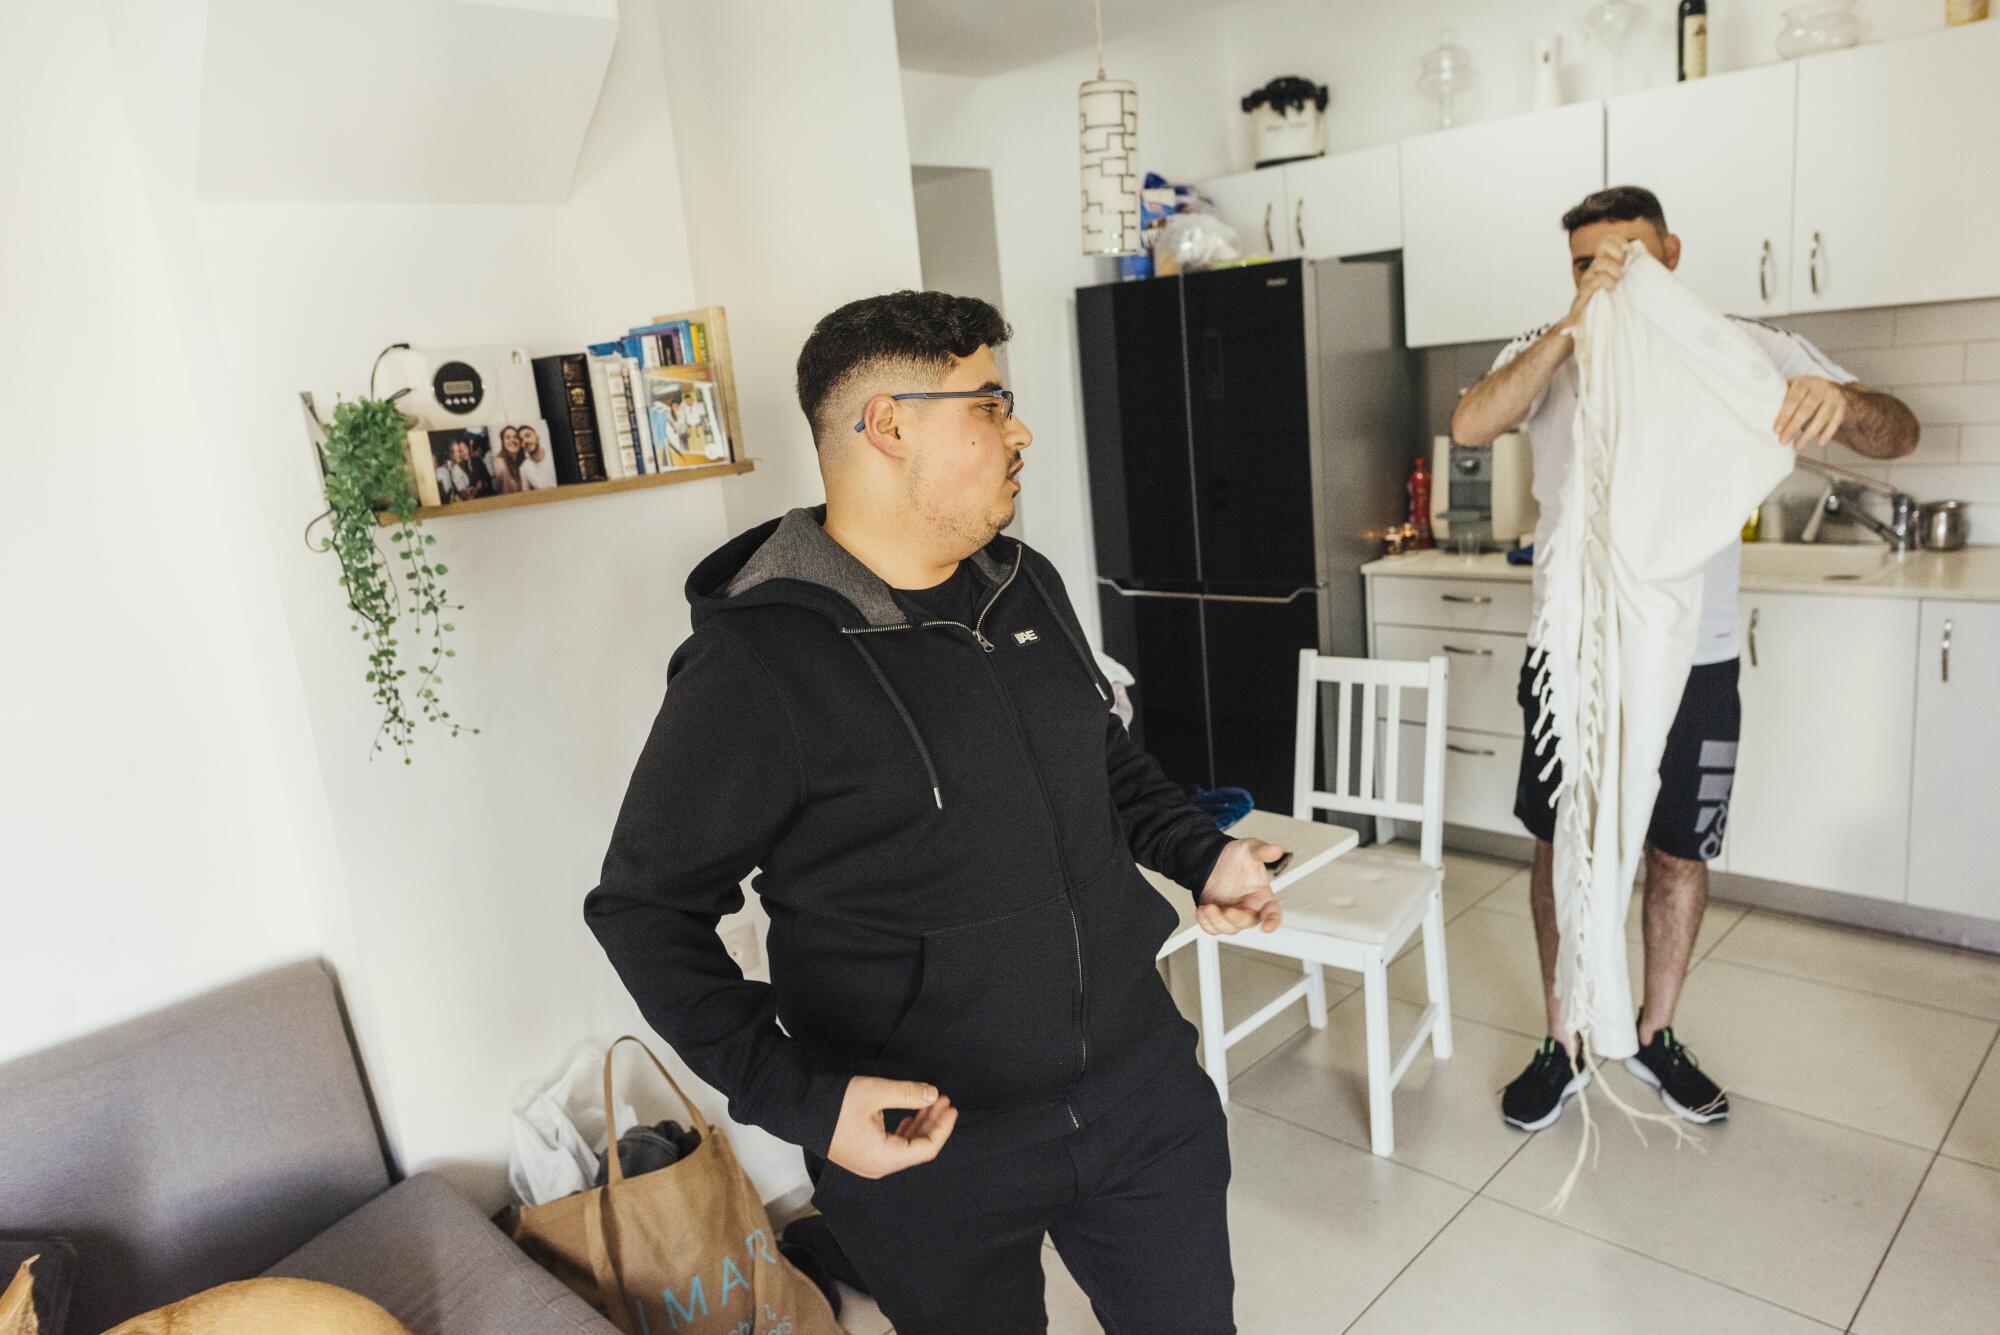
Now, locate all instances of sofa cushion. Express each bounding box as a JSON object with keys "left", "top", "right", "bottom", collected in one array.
[
  {"left": 0, "top": 961, "right": 392, "bottom": 1333},
  {"left": 263, "top": 1173, "right": 613, "bottom": 1335}
]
